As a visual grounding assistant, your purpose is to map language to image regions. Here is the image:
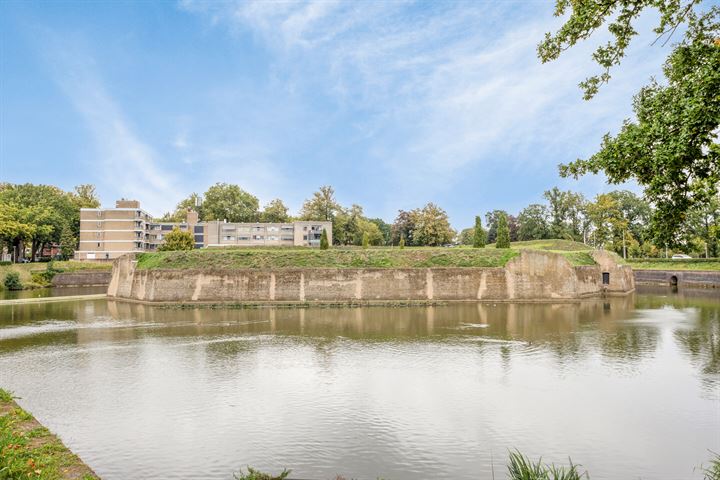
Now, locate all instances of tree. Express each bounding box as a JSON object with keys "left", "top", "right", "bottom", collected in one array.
[
  {"left": 299, "top": 186, "right": 341, "bottom": 221},
  {"left": 485, "top": 210, "right": 509, "bottom": 244},
  {"left": 0, "top": 203, "right": 36, "bottom": 261},
  {"left": 160, "top": 193, "right": 203, "bottom": 222},
  {"left": 159, "top": 228, "right": 195, "bottom": 251},
  {"left": 391, "top": 210, "right": 416, "bottom": 246},
  {"left": 362, "top": 231, "right": 369, "bottom": 249},
  {"left": 458, "top": 228, "right": 474, "bottom": 246},
  {"left": 356, "top": 218, "right": 384, "bottom": 246},
  {"left": 59, "top": 224, "right": 76, "bottom": 260},
  {"left": 586, "top": 194, "right": 628, "bottom": 249},
  {"left": 495, "top": 212, "right": 511, "bottom": 248},
  {"left": 202, "top": 183, "right": 259, "bottom": 223},
  {"left": 473, "top": 216, "right": 487, "bottom": 248},
  {"left": 0, "top": 183, "right": 79, "bottom": 259},
  {"left": 71, "top": 184, "right": 101, "bottom": 209},
  {"left": 260, "top": 199, "right": 290, "bottom": 223},
  {"left": 320, "top": 228, "right": 329, "bottom": 250},
  {"left": 540, "top": 2, "right": 720, "bottom": 247},
  {"left": 368, "top": 218, "right": 392, "bottom": 246},
  {"left": 606, "top": 190, "right": 652, "bottom": 245},
  {"left": 412, "top": 203, "right": 455, "bottom": 246},
  {"left": 517, "top": 204, "right": 549, "bottom": 241},
  {"left": 543, "top": 188, "right": 587, "bottom": 240}
]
